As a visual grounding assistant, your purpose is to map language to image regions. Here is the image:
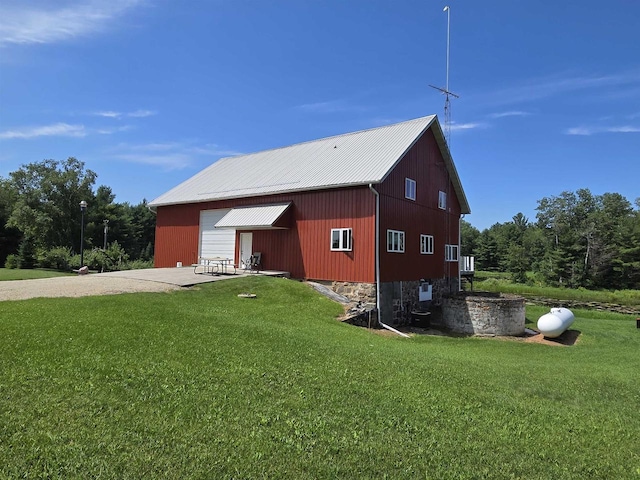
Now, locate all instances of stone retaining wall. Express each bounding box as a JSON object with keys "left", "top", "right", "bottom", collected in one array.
[{"left": 442, "top": 292, "right": 525, "bottom": 336}]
